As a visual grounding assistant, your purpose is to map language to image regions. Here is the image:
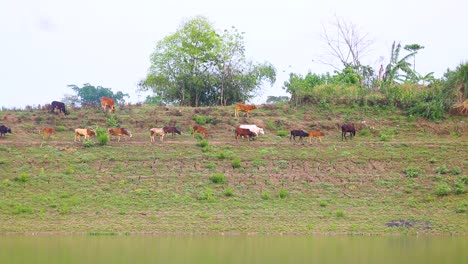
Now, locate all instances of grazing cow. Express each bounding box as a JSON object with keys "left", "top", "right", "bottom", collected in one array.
[
  {"left": 163, "top": 126, "right": 182, "bottom": 136},
  {"left": 239, "top": 124, "right": 265, "bottom": 136},
  {"left": 150, "top": 128, "right": 166, "bottom": 142},
  {"left": 74, "top": 128, "right": 96, "bottom": 142},
  {"left": 289, "top": 130, "right": 308, "bottom": 141},
  {"left": 100, "top": 97, "right": 115, "bottom": 113},
  {"left": 341, "top": 123, "right": 356, "bottom": 140},
  {"left": 50, "top": 101, "right": 69, "bottom": 115},
  {"left": 108, "top": 127, "right": 132, "bottom": 142},
  {"left": 235, "top": 127, "right": 256, "bottom": 142},
  {"left": 0, "top": 125, "right": 12, "bottom": 137},
  {"left": 308, "top": 130, "right": 325, "bottom": 143},
  {"left": 41, "top": 127, "right": 56, "bottom": 139},
  {"left": 234, "top": 103, "right": 257, "bottom": 117},
  {"left": 192, "top": 125, "right": 208, "bottom": 138}
]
